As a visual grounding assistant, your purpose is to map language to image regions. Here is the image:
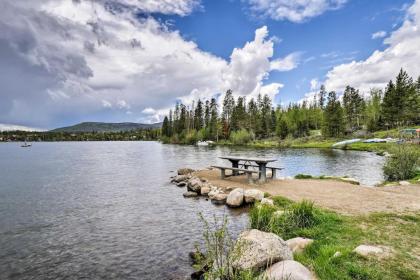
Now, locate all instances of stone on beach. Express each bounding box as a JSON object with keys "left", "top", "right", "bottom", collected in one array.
[
  {"left": 286, "top": 237, "right": 314, "bottom": 254},
  {"left": 244, "top": 189, "right": 264, "bottom": 203},
  {"left": 353, "top": 245, "right": 393, "bottom": 259},
  {"left": 176, "top": 182, "right": 186, "bottom": 187},
  {"left": 211, "top": 193, "right": 228, "bottom": 205},
  {"left": 177, "top": 168, "right": 194, "bottom": 175},
  {"left": 187, "top": 177, "right": 203, "bottom": 193},
  {"left": 183, "top": 191, "right": 198, "bottom": 198},
  {"left": 232, "top": 229, "right": 293, "bottom": 271},
  {"left": 261, "top": 198, "right": 274, "bottom": 206},
  {"left": 200, "top": 185, "right": 211, "bottom": 196},
  {"left": 399, "top": 181, "right": 410, "bottom": 186},
  {"left": 172, "top": 174, "right": 190, "bottom": 183},
  {"left": 226, "top": 188, "right": 245, "bottom": 207},
  {"left": 340, "top": 177, "right": 360, "bottom": 185},
  {"left": 264, "top": 260, "right": 315, "bottom": 280}
]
